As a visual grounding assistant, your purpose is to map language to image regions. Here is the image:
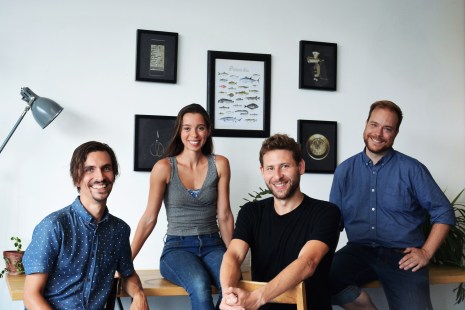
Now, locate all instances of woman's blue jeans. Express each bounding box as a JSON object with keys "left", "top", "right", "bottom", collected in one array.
[{"left": 160, "top": 233, "right": 226, "bottom": 310}]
